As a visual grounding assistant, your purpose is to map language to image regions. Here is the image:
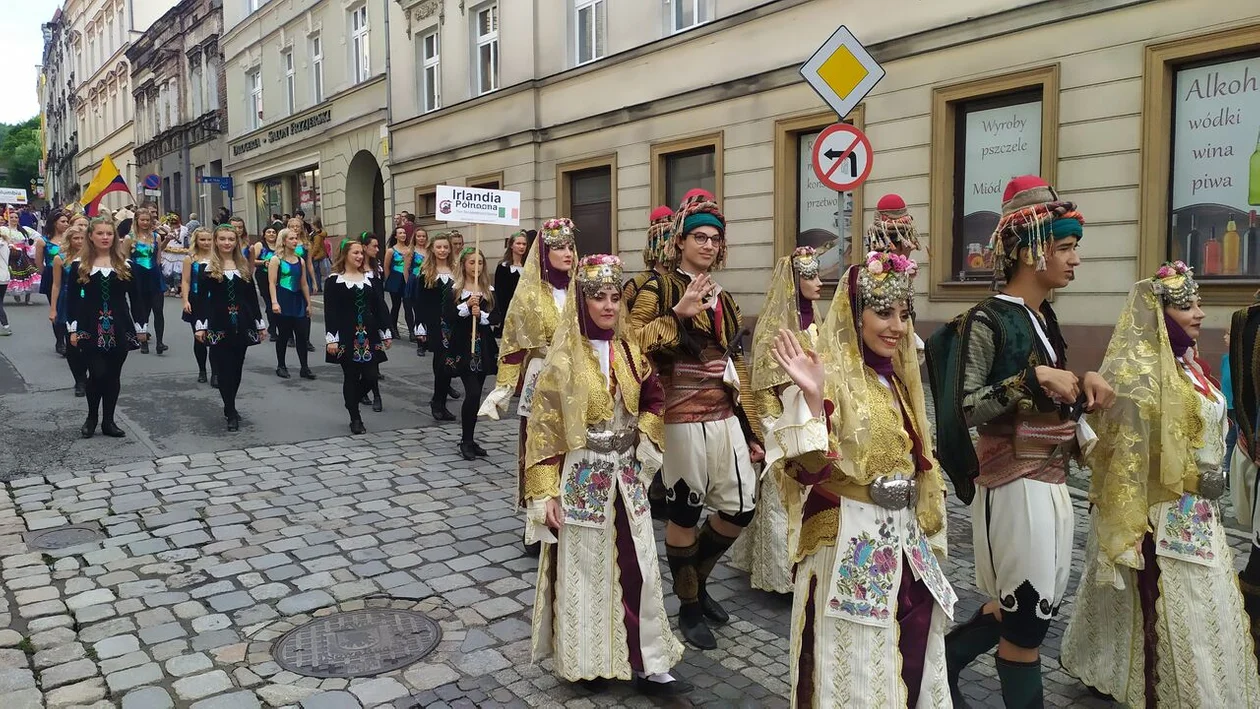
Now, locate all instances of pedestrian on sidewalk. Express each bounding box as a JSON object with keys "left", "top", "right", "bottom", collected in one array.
[
  {"left": 126, "top": 206, "right": 170, "bottom": 355},
  {"left": 66, "top": 216, "right": 148, "bottom": 439},
  {"left": 523, "top": 254, "right": 691, "bottom": 698},
  {"left": 415, "top": 232, "right": 458, "bottom": 421},
  {"left": 442, "top": 247, "right": 497, "bottom": 460},
  {"left": 0, "top": 218, "right": 12, "bottom": 334},
  {"left": 268, "top": 228, "right": 315, "bottom": 381},
  {"left": 193, "top": 225, "right": 267, "bottom": 432},
  {"left": 180, "top": 227, "right": 215, "bottom": 386},
  {"left": 48, "top": 224, "right": 88, "bottom": 394},
  {"left": 311, "top": 218, "right": 329, "bottom": 293},
  {"left": 324, "top": 238, "right": 392, "bottom": 435}
]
